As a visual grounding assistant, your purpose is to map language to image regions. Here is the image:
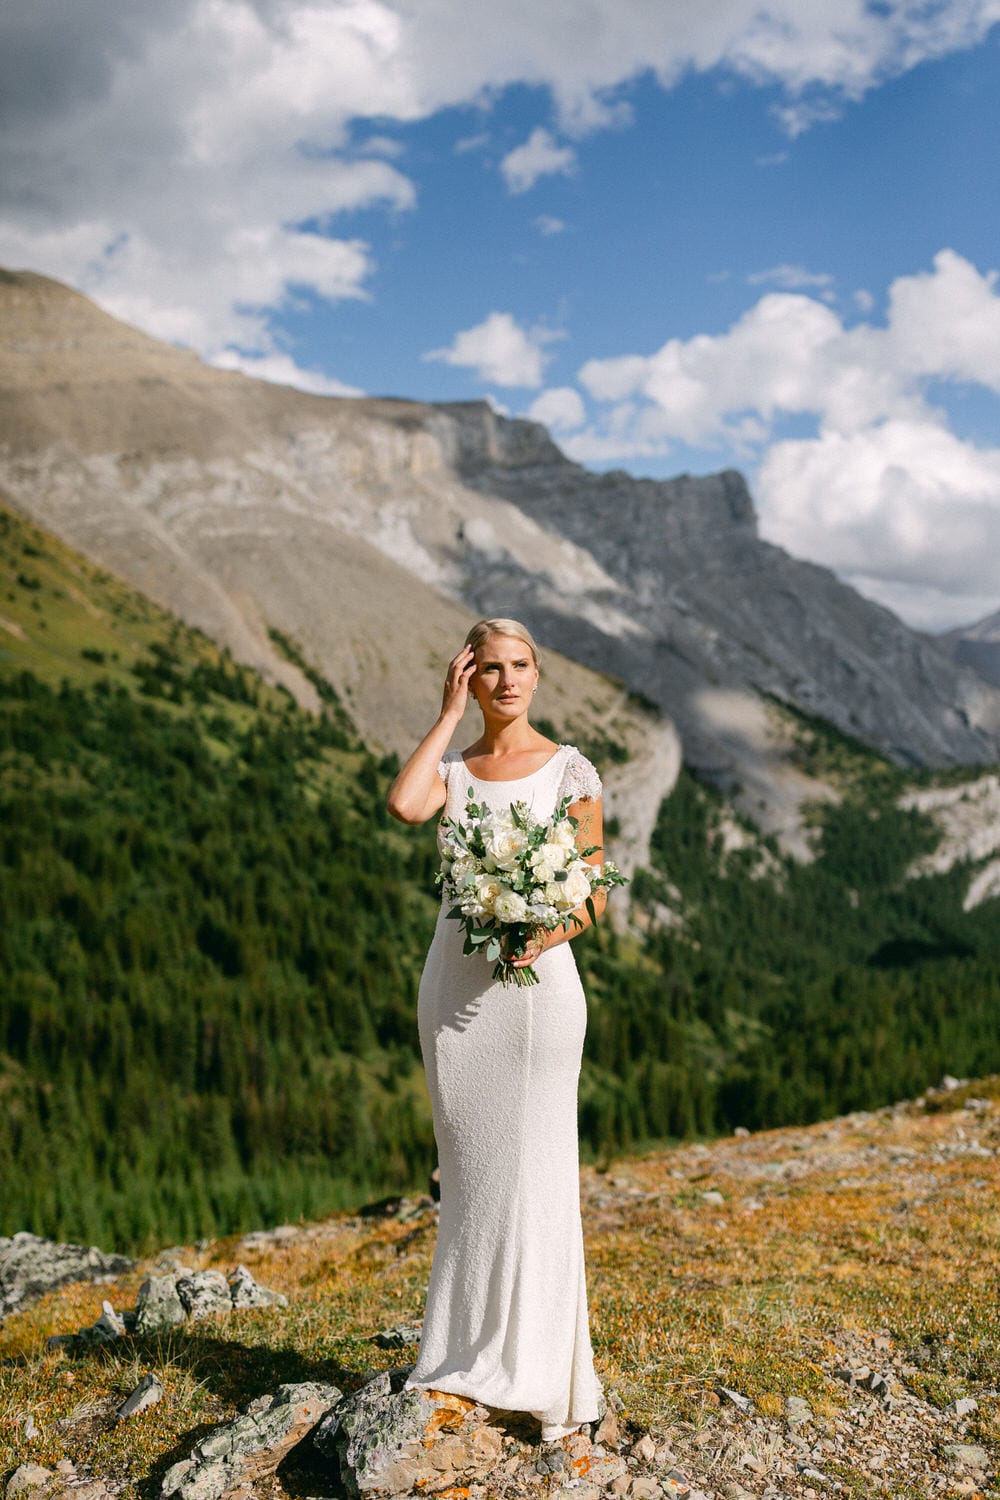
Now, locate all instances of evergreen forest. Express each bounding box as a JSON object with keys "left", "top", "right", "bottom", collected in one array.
[{"left": 2, "top": 501, "right": 999, "bottom": 1252}]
